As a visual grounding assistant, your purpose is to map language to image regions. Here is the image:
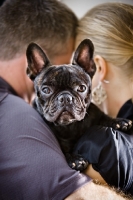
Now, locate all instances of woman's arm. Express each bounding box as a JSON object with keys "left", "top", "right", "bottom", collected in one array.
[{"left": 84, "top": 164, "right": 106, "bottom": 184}]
